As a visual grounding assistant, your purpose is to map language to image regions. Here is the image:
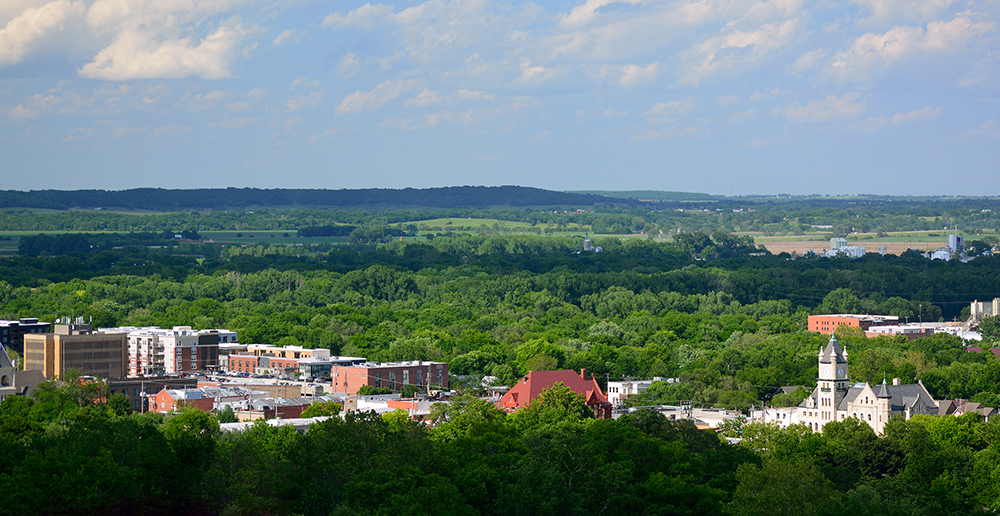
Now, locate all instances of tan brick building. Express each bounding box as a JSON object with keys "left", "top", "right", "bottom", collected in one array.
[{"left": 23, "top": 324, "right": 127, "bottom": 380}]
